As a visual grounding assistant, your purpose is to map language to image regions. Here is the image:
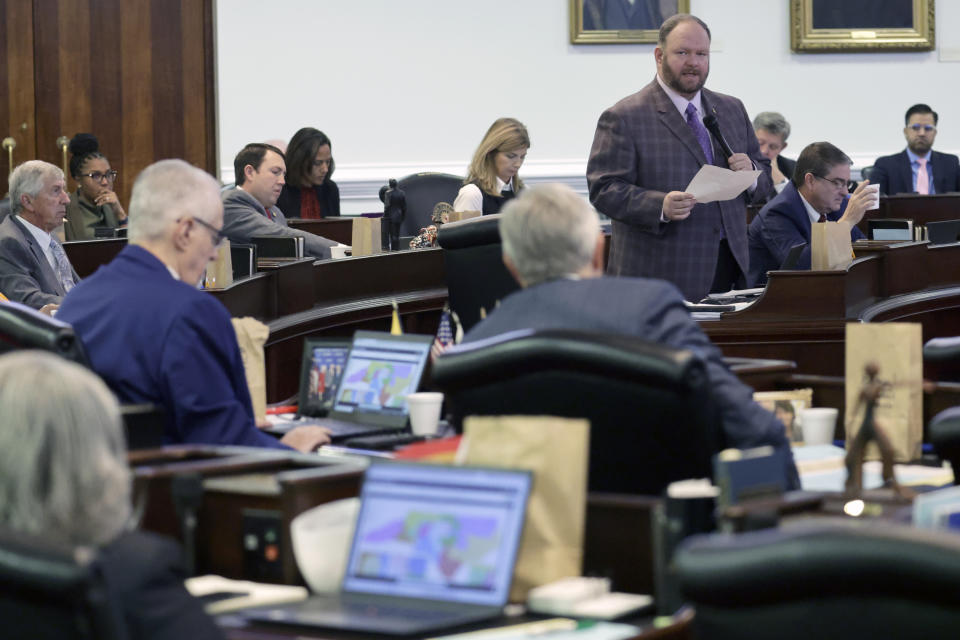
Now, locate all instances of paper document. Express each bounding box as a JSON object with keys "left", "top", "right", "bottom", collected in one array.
[{"left": 685, "top": 165, "right": 761, "bottom": 204}]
